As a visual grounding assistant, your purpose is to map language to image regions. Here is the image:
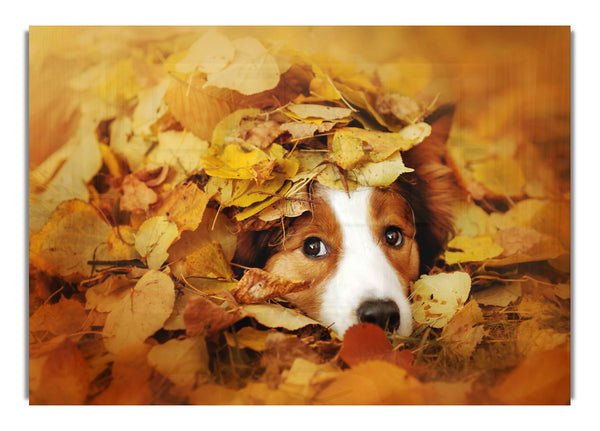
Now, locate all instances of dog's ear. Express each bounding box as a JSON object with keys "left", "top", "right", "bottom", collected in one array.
[{"left": 401, "top": 103, "right": 464, "bottom": 272}]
